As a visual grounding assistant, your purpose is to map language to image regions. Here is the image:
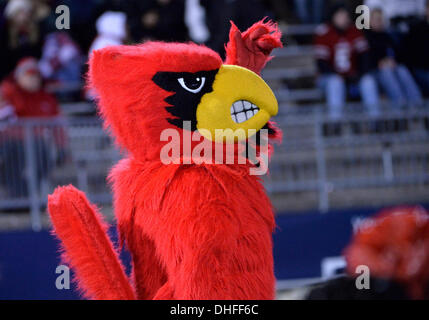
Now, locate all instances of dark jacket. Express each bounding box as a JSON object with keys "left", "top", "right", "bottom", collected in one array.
[
  {"left": 403, "top": 19, "right": 429, "bottom": 70},
  {"left": 365, "top": 30, "right": 398, "bottom": 70}
]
